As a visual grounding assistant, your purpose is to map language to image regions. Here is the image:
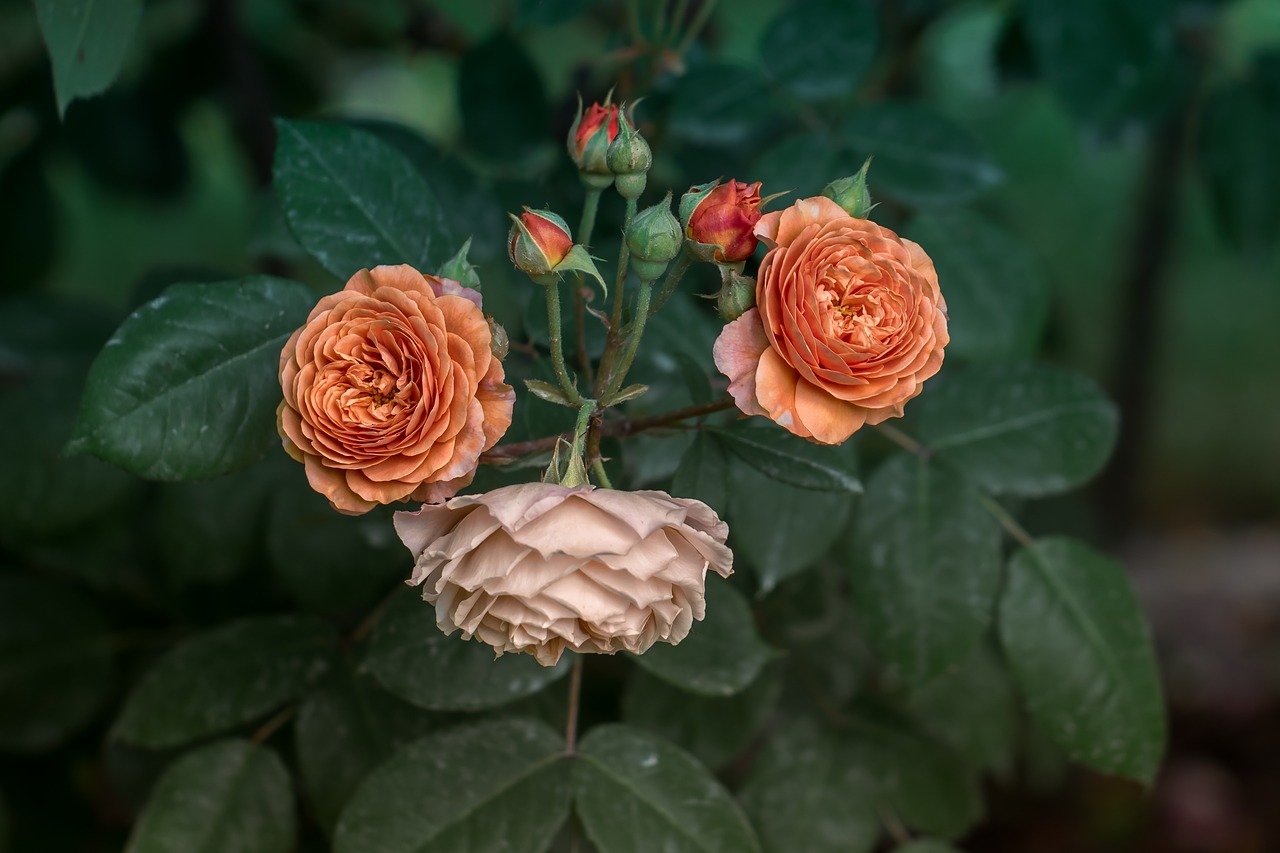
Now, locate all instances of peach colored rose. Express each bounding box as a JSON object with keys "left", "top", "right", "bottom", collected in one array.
[
  {"left": 394, "top": 483, "right": 734, "bottom": 667},
  {"left": 277, "top": 264, "right": 514, "bottom": 515},
  {"left": 714, "top": 197, "right": 948, "bottom": 444}
]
